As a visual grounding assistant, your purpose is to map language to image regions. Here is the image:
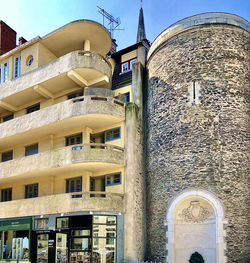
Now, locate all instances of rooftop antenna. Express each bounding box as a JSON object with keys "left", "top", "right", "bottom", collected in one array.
[{"left": 97, "top": 6, "right": 124, "bottom": 39}]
